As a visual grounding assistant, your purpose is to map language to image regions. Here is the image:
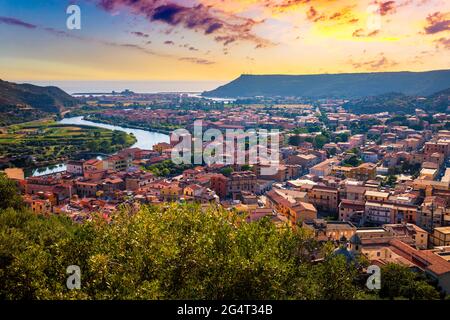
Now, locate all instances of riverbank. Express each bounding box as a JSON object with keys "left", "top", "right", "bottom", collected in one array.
[
  {"left": 0, "top": 119, "right": 136, "bottom": 173},
  {"left": 84, "top": 115, "right": 175, "bottom": 135},
  {"left": 59, "top": 116, "right": 170, "bottom": 150}
]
